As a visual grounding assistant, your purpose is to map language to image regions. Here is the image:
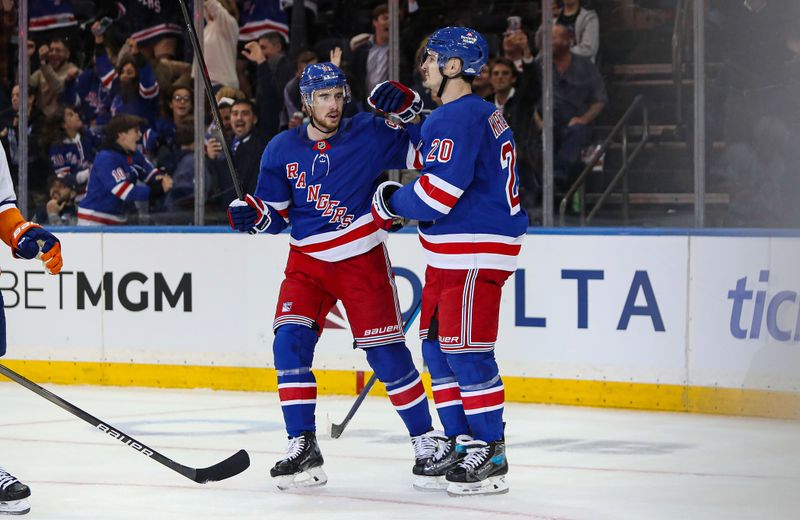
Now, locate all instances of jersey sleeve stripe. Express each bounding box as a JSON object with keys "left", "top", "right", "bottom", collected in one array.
[
  {"left": 405, "top": 142, "right": 423, "bottom": 169},
  {"left": 111, "top": 181, "right": 133, "bottom": 200},
  {"left": 413, "top": 180, "right": 452, "bottom": 215},
  {"left": 416, "top": 174, "right": 462, "bottom": 212},
  {"left": 139, "top": 83, "right": 159, "bottom": 99},
  {"left": 100, "top": 69, "right": 117, "bottom": 89},
  {"left": 418, "top": 235, "right": 521, "bottom": 256}
]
